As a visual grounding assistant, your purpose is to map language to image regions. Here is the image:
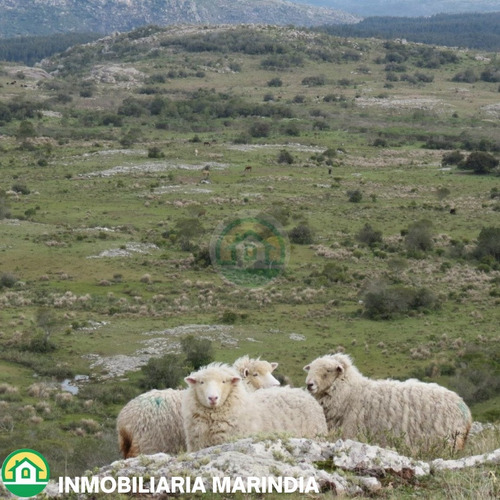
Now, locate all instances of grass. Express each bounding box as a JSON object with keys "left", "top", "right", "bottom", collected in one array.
[{"left": 0, "top": 23, "right": 499, "bottom": 492}]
